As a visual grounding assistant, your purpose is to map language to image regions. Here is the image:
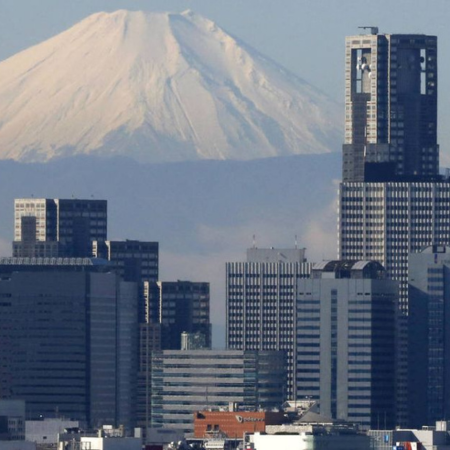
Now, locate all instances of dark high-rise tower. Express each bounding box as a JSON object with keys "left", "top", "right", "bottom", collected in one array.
[
  {"left": 93, "top": 240, "right": 159, "bottom": 323},
  {"left": 343, "top": 30, "right": 438, "bottom": 182},
  {"left": 0, "top": 257, "right": 137, "bottom": 429}
]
